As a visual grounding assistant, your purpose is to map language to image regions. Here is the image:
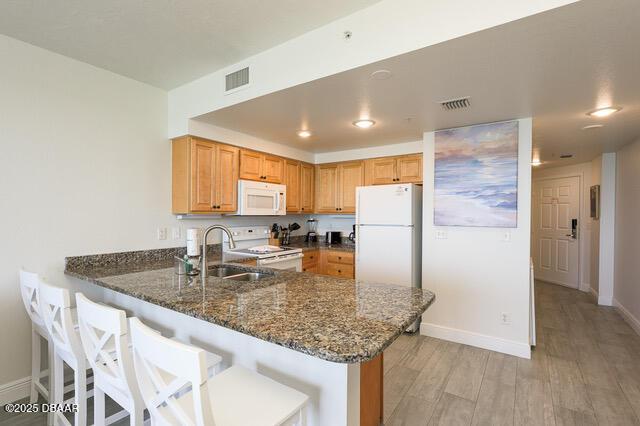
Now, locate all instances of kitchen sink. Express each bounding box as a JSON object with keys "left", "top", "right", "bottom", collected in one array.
[
  {"left": 223, "top": 272, "right": 272, "bottom": 282},
  {"left": 207, "top": 265, "right": 249, "bottom": 278}
]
